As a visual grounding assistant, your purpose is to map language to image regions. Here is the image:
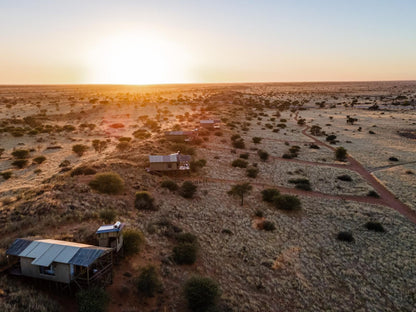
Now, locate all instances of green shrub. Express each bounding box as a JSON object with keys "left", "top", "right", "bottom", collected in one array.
[
  {"left": 92, "top": 140, "right": 108, "bottom": 153},
  {"left": 11, "top": 149, "right": 29, "bottom": 159},
  {"left": 228, "top": 183, "right": 252, "bottom": 206},
  {"left": 232, "top": 139, "right": 245, "bottom": 149},
  {"left": 133, "top": 129, "right": 151, "bottom": 139},
  {"left": 33, "top": 155, "right": 46, "bottom": 164},
  {"left": 257, "top": 150, "right": 269, "bottom": 161},
  {"left": 116, "top": 141, "right": 130, "bottom": 151},
  {"left": 282, "top": 153, "right": 293, "bottom": 159},
  {"left": 76, "top": 287, "right": 109, "bottom": 312},
  {"left": 261, "top": 188, "right": 280, "bottom": 202},
  {"left": 252, "top": 137, "right": 262, "bottom": 144},
  {"left": 161, "top": 180, "right": 178, "bottom": 191},
  {"left": 246, "top": 167, "right": 259, "bottom": 178},
  {"left": 99, "top": 208, "right": 116, "bottom": 223},
  {"left": 337, "top": 231, "right": 354, "bottom": 242},
  {"left": 135, "top": 191, "right": 155, "bottom": 210},
  {"left": 173, "top": 242, "right": 198, "bottom": 264},
  {"left": 12, "top": 159, "right": 28, "bottom": 168},
  {"left": 71, "top": 166, "right": 97, "bottom": 177},
  {"left": 337, "top": 174, "right": 352, "bottom": 182},
  {"left": 365, "top": 221, "right": 386, "bottom": 232},
  {"left": 273, "top": 194, "right": 301, "bottom": 211},
  {"left": 239, "top": 153, "right": 249, "bottom": 159},
  {"left": 72, "top": 144, "right": 89, "bottom": 157},
  {"left": 0, "top": 171, "right": 12, "bottom": 180},
  {"left": 179, "top": 181, "right": 197, "bottom": 198},
  {"left": 288, "top": 178, "right": 311, "bottom": 191},
  {"left": 123, "top": 229, "right": 144, "bottom": 256},
  {"left": 262, "top": 220, "right": 276, "bottom": 231},
  {"left": 335, "top": 147, "right": 347, "bottom": 161},
  {"left": 137, "top": 265, "right": 162, "bottom": 297},
  {"left": 184, "top": 276, "right": 220, "bottom": 312},
  {"left": 89, "top": 172, "right": 124, "bottom": 194},
  {"left": 231, "top": 159, "right": 248, "bottom": 168},
  {"left": 367, "top": 190, "right": 380, "bottom": 198}
]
